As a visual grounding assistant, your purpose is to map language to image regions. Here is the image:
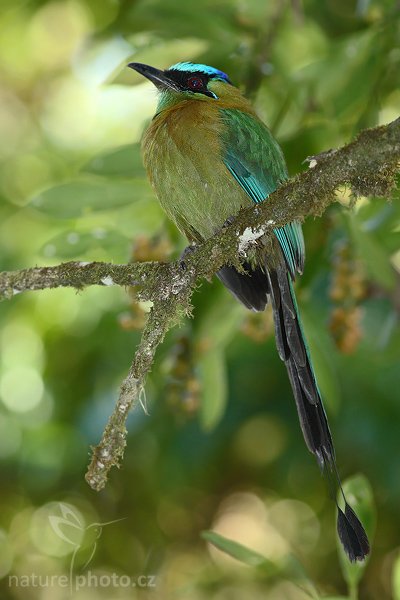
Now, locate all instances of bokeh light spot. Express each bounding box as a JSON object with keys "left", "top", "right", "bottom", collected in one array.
[
  {"left": 0, "top": 366, "right": 44, "bottom": 413},
  {"left": 28, "top": 1, "right": 91, "bottom": 70},
  {"left": 1, "top": 320, "right": 44, "bottom": 370},
  {"left": 234, "top": 415, "right": 287, "bottom": 466}
]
